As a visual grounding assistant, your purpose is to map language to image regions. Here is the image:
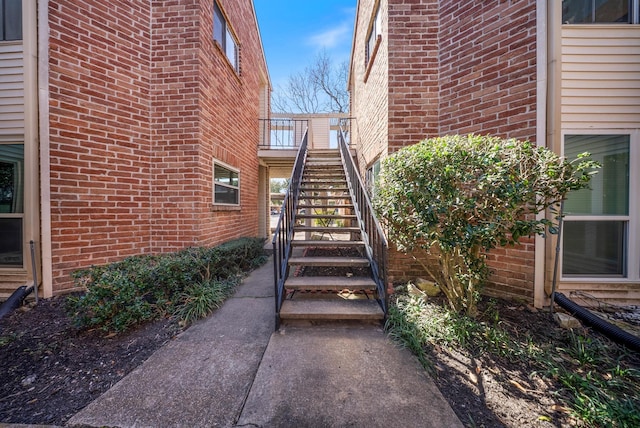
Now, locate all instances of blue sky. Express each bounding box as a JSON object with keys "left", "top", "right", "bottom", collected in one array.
[{"left": 254, "top": 0, "right": 356, "bottom": 88}]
